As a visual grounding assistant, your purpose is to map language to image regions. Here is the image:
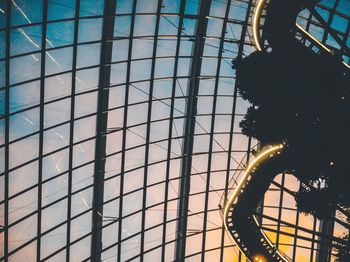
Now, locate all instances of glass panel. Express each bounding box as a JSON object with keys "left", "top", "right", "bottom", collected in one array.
[
  {"left": 9, "top": 161, "right": 38, "bottom": 196},
  {"left": 76, "top": 43, "right": 101, "bottom": 68},
  {"left": 40, "top": 224, "right": 67, "bottom": 259},
  {"left": 9, "top": 134, "right": 39, "bottom": 169},
  {"left": 0, "top": 1, "right": 6, "bottom": 30},
  {"left": 47, "top": 21, "right": 74, "bottom": 47},
  {"left": 10, "top": 80, "right": 40, "bottom": 113},
  {"left": 10, "top": 25, "right": 41, "bottom": 56},
  {"left": 10, "top": 54, "right": 41, "bottom": 85},
  {"left": 78, "top": 18, "right": 103, "bottom": 43},
  {"left": 45, "top": 47, "right": 73, "bottom": 75},
  {"left": 9, "top": 108, "right": 40, "bottom": 141},
  {"left": 9, "top": 188, "right": 37, "bottom": 224},
  {"left": 79, "top": 0, "right": 104, "bottom": 17},
  {"left": 47, "top": 0, "right": 76, "bottom": 21},
  {"left": 11, "top": 0, "right": 43, "bottom": 26}
]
